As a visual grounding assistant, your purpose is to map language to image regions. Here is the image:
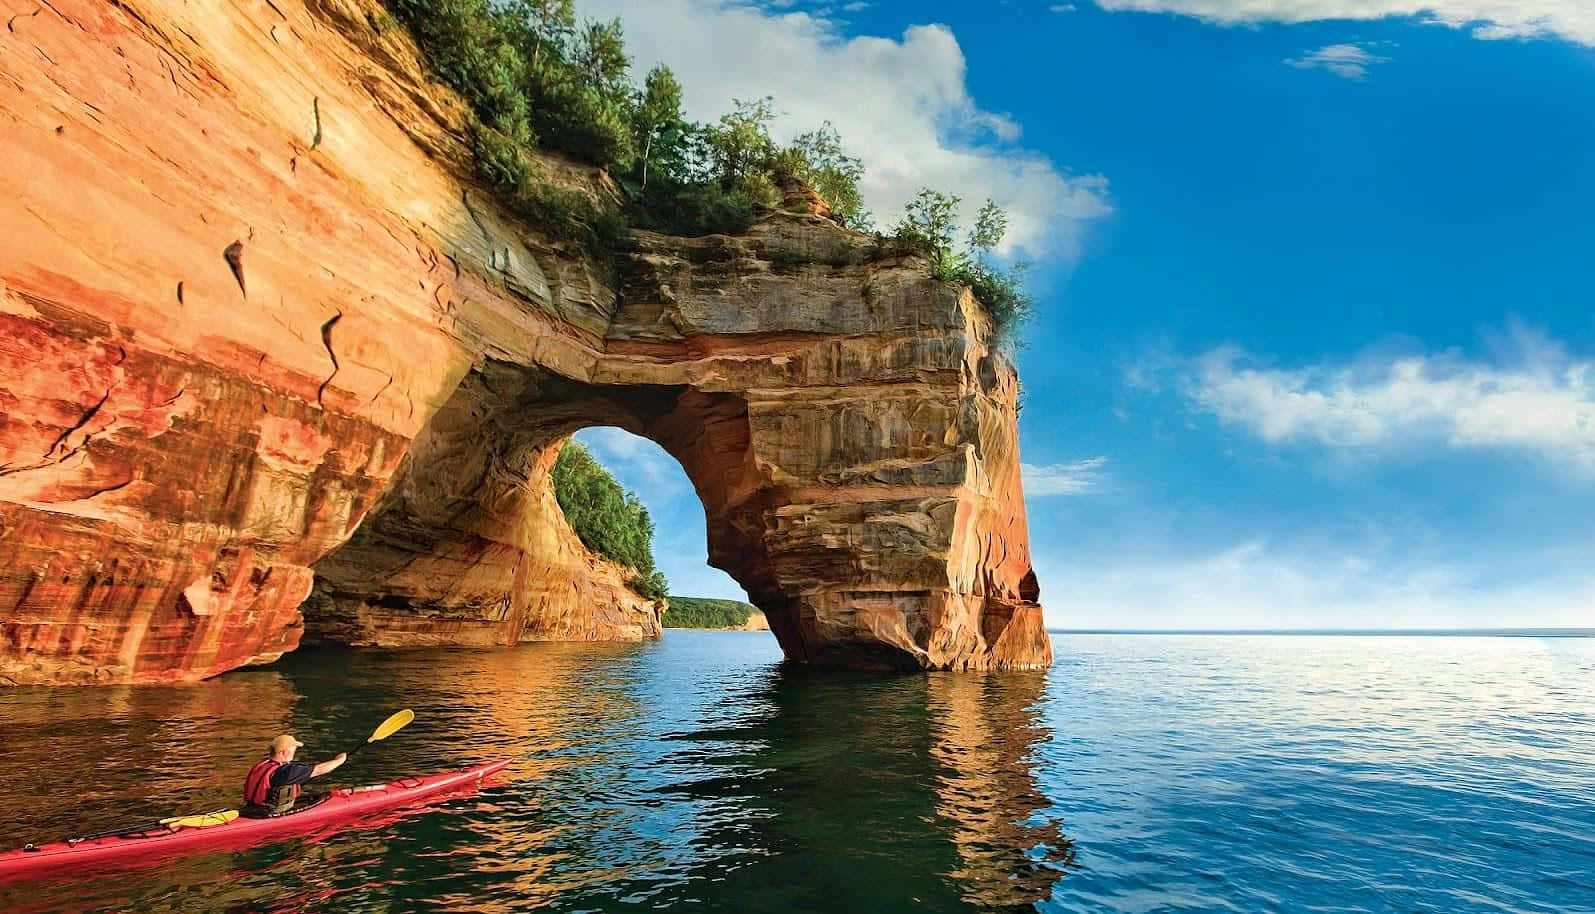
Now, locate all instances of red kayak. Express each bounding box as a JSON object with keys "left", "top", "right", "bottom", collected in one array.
[{"left": 0, "top": 758, "right": 512, "bottom": 881}]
